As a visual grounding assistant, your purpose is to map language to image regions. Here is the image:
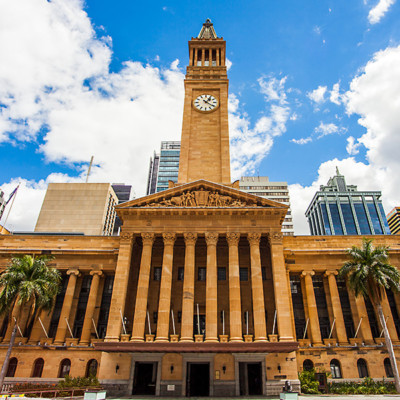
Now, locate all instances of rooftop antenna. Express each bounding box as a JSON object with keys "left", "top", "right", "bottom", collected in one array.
[{"left": 85, "top": 156, "right": 94, "bottom": 183}]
